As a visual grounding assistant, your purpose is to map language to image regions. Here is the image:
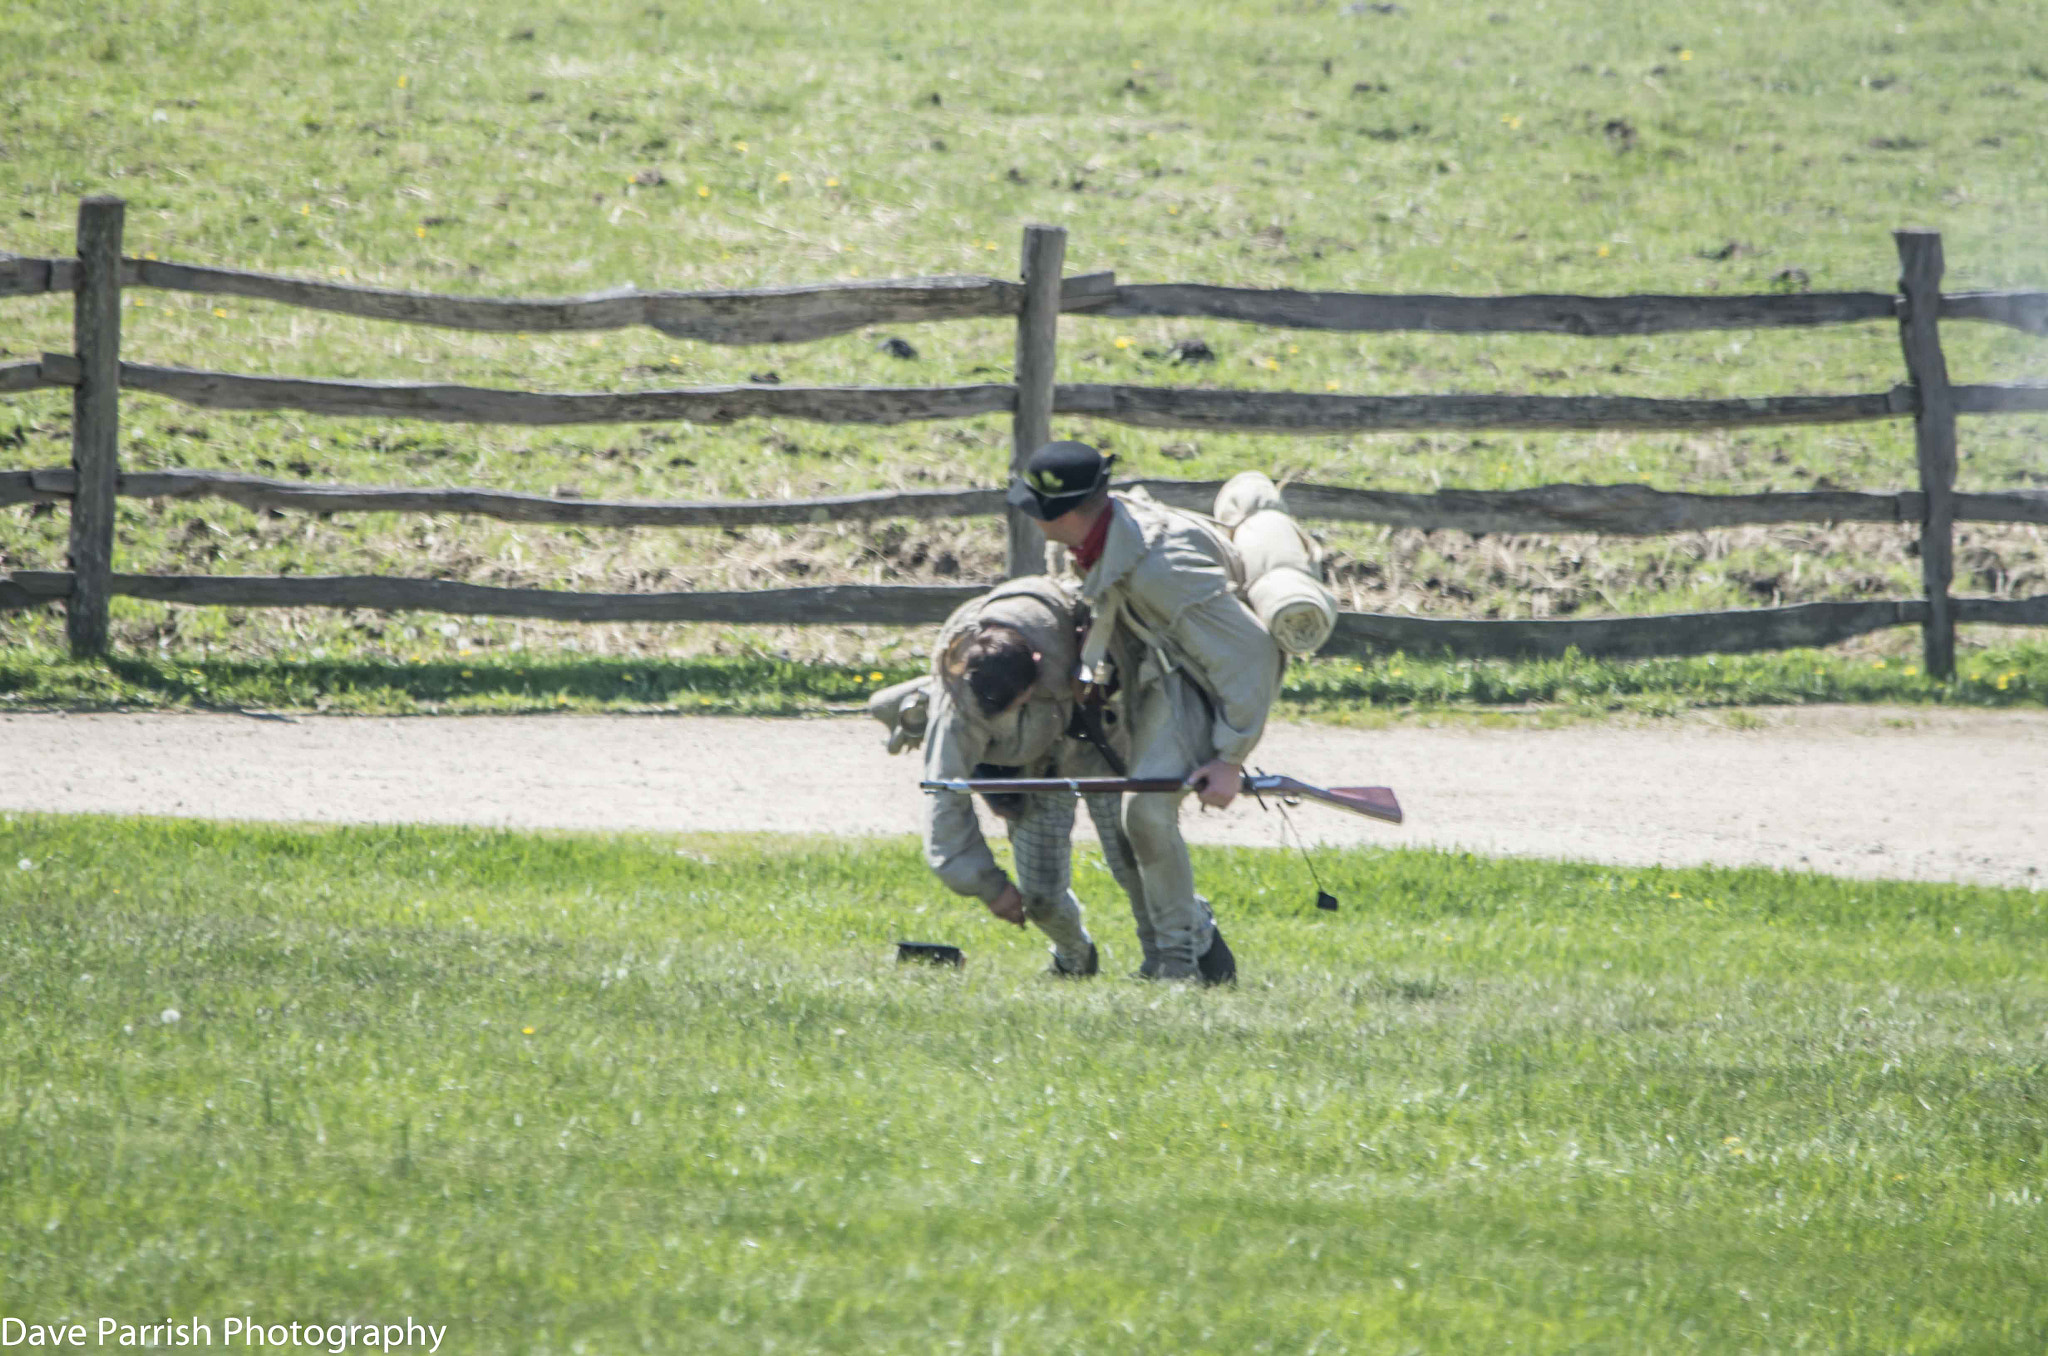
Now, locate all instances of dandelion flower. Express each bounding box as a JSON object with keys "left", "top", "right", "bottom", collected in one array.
[
  {"left": 213, "top": 308, "right": 227, "bottom": 318},
  {"left": 397, "top": 74, "right": 408, "bottom": 89},
  {"left": 300, "top": 204, "right": 310, "bottom": 216},
  {"left": 1597, "top": 244, "right": 1610, "bottom": 257},
  {"left": 522, "top": 1026, "right": 535, "bottom": 1035},
  {"left": 825, "top": 176, "right": 840, "bottom": 187},
  {"left": 870, "top": 671, "right": 884, "bottom": 681},
  {"left": 1263, "top": 357, "right": 1279, "bottom": 370},
  {"left": 1166, "top": 204, "right": 1180, "bottom": 215},
  {"left": 1679, "top": 49, "right": 1693, "bottom": 61},
  {"left": 415, "top": 225, "right": 426, "bottom": 238},
  {"left": 697, "top": 184, "right": 711, "bottom": 198},
  {"left": 734, "top": 140, "right": 748, "bottom": 152},
  {"left": 984, "top": 241, "right": 997, "bottom": 250},
  {"left": 1114, "top": 335, "right": 1134, "bottom": 349},
  {"left": 777, "top": 172, "right": 791, "bottom": 183},
  {"left": 1326, "top": 380, "right": 1340, "bottom": 391}
]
